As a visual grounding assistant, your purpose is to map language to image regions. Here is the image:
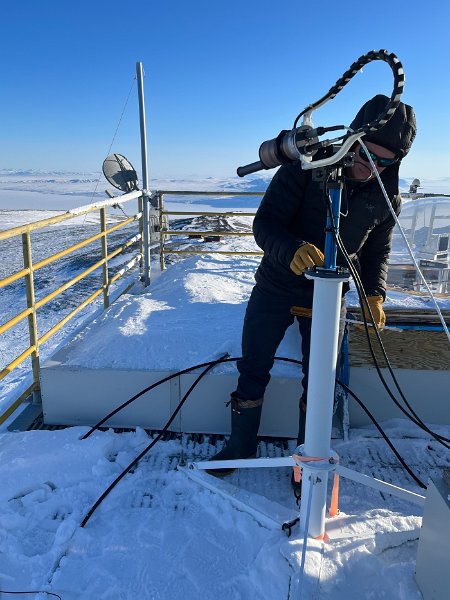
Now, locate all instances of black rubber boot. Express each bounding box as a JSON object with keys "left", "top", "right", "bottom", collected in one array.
[
  {"left": 291, "top": 400, "right": 307, "bottom": 498},
  {"left": 206, "top": 394, "right": 263, "bottom": 477}
]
